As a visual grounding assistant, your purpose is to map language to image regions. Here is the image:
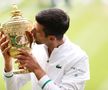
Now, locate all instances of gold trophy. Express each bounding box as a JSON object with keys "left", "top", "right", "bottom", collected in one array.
[{"left": 1, "top": 4, "right": 33, "bottom": 74}]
